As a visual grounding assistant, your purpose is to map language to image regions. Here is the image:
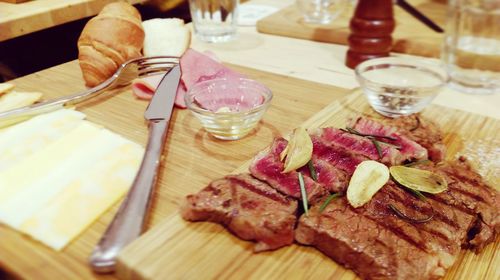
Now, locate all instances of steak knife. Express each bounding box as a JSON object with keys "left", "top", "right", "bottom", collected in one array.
[{"left": 89, "top": 65, "right": 181, "bottom": 273}]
